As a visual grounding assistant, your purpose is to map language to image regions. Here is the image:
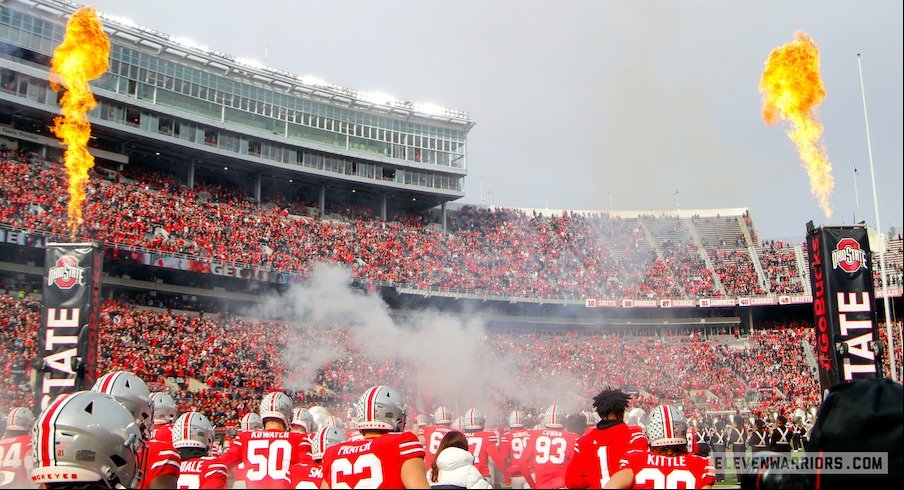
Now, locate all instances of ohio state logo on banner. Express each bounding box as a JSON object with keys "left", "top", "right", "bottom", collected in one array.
[
  {"left": 806, "top": 224, "right": 882, "bottom": 397},
  {"left": 36, "top": 243, "right": 102, "bottom": 411},
  {"left": 832, "top": 237, "right": 868, "bottom": 273},
  {"left": 46, "top": 255, "right": 86, "bottom": 290}
]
